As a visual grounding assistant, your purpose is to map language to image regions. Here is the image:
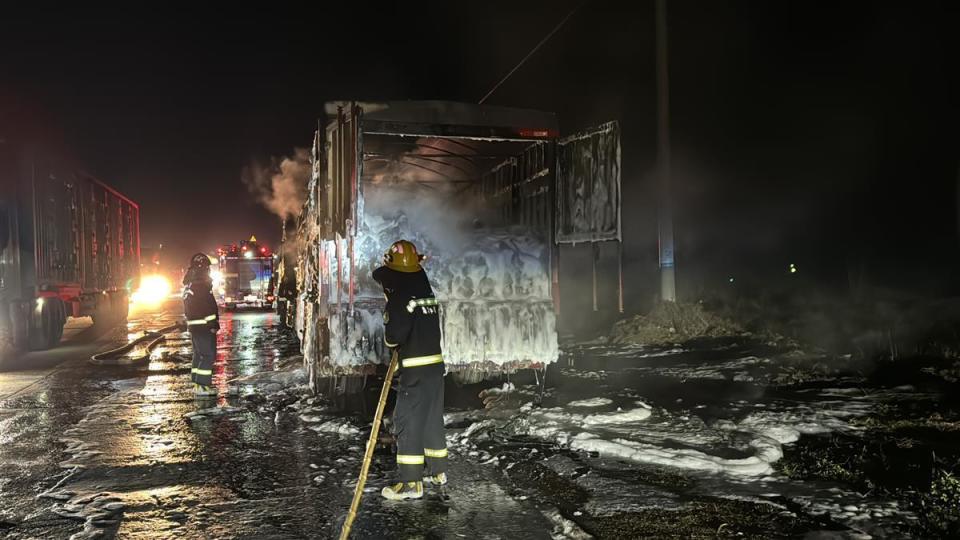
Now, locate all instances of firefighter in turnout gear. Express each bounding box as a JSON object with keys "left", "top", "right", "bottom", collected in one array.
[
  {"left": 373, "top": 240, "right": 447, "bottom": 501},
  {"left": 183, "top": 253, "right": 219, "bottom": 397}
]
